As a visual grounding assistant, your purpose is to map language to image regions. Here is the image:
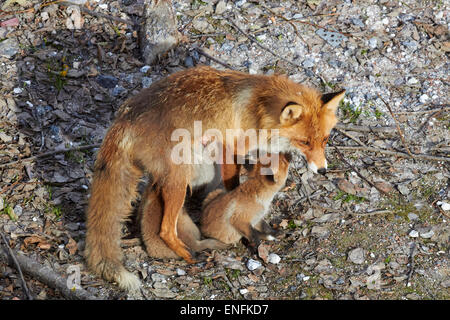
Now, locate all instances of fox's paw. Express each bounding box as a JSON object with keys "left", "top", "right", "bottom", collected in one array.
[{"left": 116, "top": 269, "right": 141, "bottom": 292}]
